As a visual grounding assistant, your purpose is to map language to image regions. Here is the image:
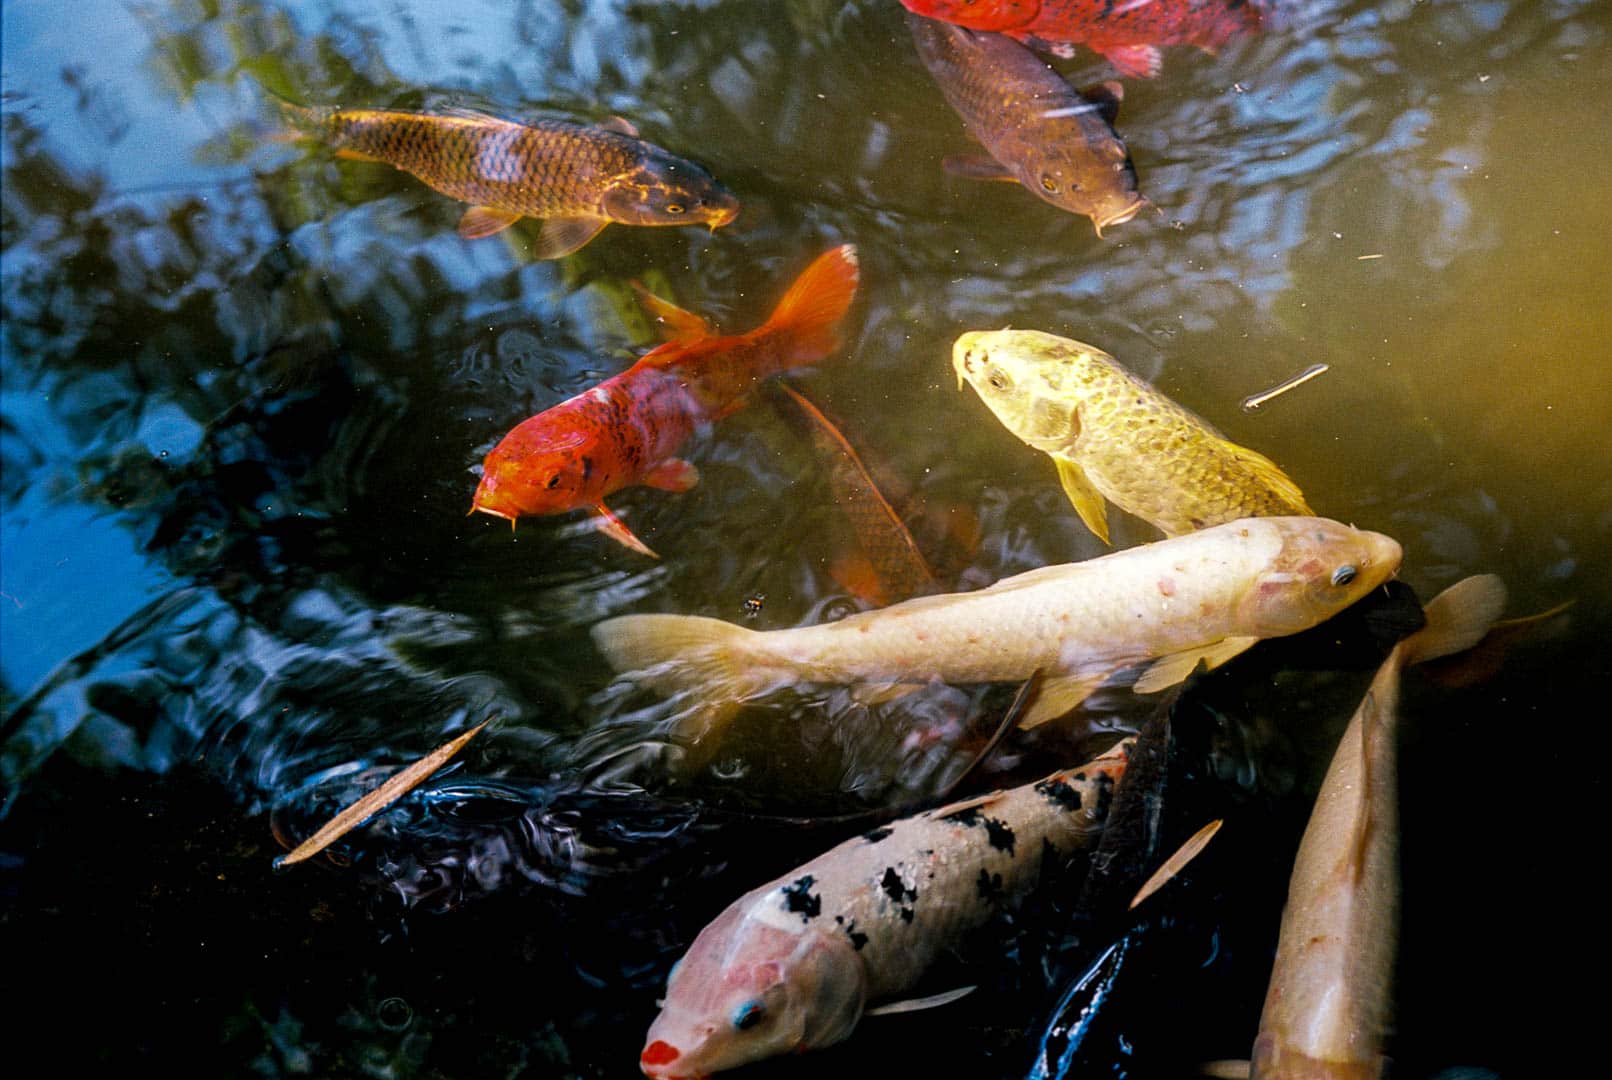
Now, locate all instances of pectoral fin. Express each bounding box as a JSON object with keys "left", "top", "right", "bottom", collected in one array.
[
  {"left": 850, "top": 681, "right": 924, "bottom": 707},
  {"left": 630, "top": 281, "right": 713, "bottom": 342},
  {"left": 1132, "top": 636, "right": 1259, "bottom": 694},
  {"left": 1099, "top": 44, "right": 1162, "bottom": 79},
  {"left": 641, "top": 457, "right": 700, "bottom": 493},
  {"left": 864, "top": 986, "right": 978, "bottom": 1017},
  {"left": 591, "top": 502, "right": 658, "bottom": 558},
  {"left": 534, "top": 216, "right": 608, "bottom": 259},
  {"left": 1019, "top": 671, "right": 1109, "bottom": 729},
  {"left": 458, "top": 205, "right": 523, "bottom": 240},
  {"left": 1054, "top": 456, "right": 1111, "bottom": 545},
  {"left": 600, "top": 115, "right": 640, "bottom": 137},
  {"left": 942, "top": 154, "right": 1017, "bottom": 183}
]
